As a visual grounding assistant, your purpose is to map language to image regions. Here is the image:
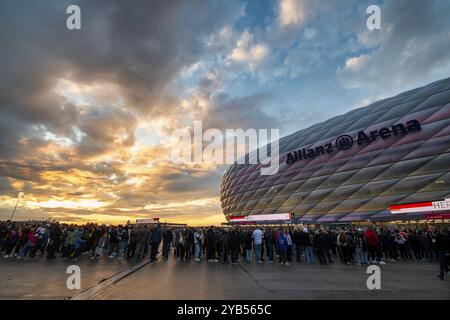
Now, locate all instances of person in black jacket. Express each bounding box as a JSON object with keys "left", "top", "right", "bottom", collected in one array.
[
  {"left": 162, "top": 228, "right": 172, "bottom": 260},
  {"left": 206, "top": 226, "right": 217, "bottom": 262},
  {"left": 264, "top": 228, "right": 275, "bottom": 263},
  {"left": 127, "top": 226, "right": 137, "bottom": 260},
  {"left": 150, "top": 224, "right": 162, "bottom": 261},
  {"left": 46, "top": 223, "right": 63, "bottom": 259},
  {"left": 244, "top": 231, "right": 253, "bottom": 262},
  {"left": 436, "top": 228, "right": 449, "bottom": 280},
  {"left": 239, "top": 230, "right": 247, "bottom": 258},
  {"left": 314, "top": 229, "right": 328, "bottom": 265},
  {"left": 135, "top": 225, "right": 149, "bottom": 260},
  {"left": 229, "top": 228, "right": 241, "bottom": 264},
  {"left": 221, "top": 229, "right": 230, "bottom": 263},
  {"left": 302, "top": 228, "right": 315, "bottom": 264},
  {"left": 410, "top": 230, "right": 424, "bottom": 261},
  {"left": 184, "top": 229, "right": 194, "bottom": 260},
  {"left": 0, "top": 222, "right": 7, "bottom": 252},
  {"left": 292, "top": 228, "right": 303, "bottom": 263},
  {"left": 328, "top": 229, "right": 338, "bottom": 257},
  {"left": 324, "top": 229, "right": 334, "bottom": 263}
]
